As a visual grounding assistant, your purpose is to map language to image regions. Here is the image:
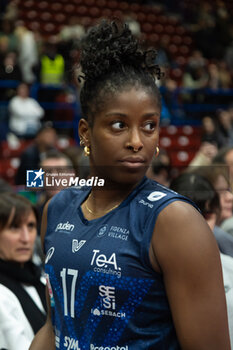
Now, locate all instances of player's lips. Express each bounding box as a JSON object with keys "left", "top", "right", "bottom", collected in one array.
[{"left": 119, "top": 156, "right": 146, "bottom": 168}]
